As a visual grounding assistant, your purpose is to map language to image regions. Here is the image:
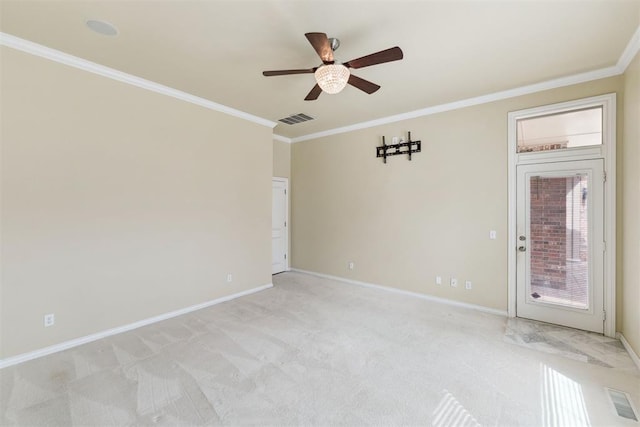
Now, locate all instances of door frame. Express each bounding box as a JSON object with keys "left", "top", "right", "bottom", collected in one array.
[
  {"left": 507, "top": 93, "right": 617, "bottom": 337},
  {"left": 272, "top": 177, "right": 289, "bottom": 273}
]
